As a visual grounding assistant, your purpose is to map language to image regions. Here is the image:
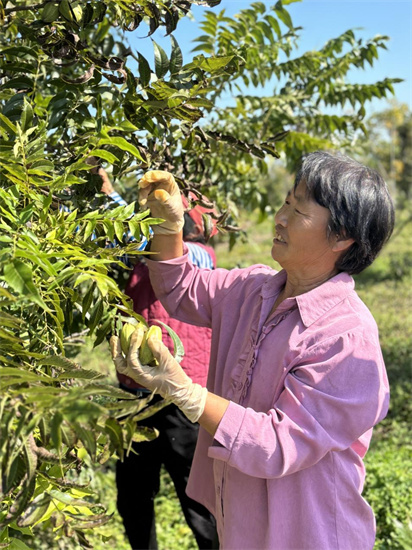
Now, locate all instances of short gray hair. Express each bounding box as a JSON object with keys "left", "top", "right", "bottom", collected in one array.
[{"left": 294, "top": 151, "right": 395, "bottom": 275}]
